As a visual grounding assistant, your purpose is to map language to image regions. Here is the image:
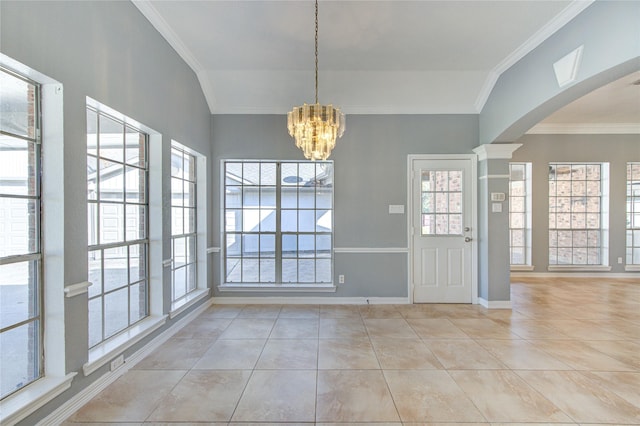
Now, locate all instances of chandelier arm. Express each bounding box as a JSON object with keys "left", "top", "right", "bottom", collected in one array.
[{"left": 315, "top": 0, "right": 319, "bottom": 104}]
